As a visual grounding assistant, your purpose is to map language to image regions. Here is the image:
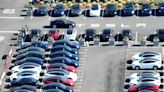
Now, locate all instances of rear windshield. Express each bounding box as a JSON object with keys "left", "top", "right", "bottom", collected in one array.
[{"left": 92, "top": 5, "right": 98, "bottom": 10}]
